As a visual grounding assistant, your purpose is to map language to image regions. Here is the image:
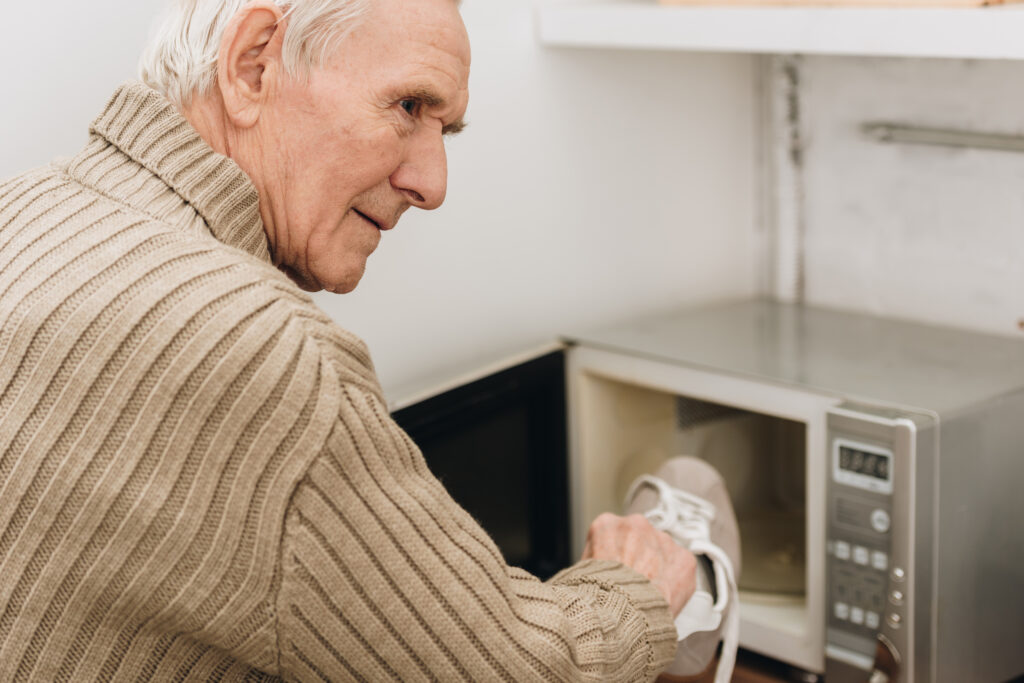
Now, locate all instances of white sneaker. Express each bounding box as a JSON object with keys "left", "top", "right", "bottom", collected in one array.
[{"left": 625, "top": 457, "right": 741, "bottom": 683}]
